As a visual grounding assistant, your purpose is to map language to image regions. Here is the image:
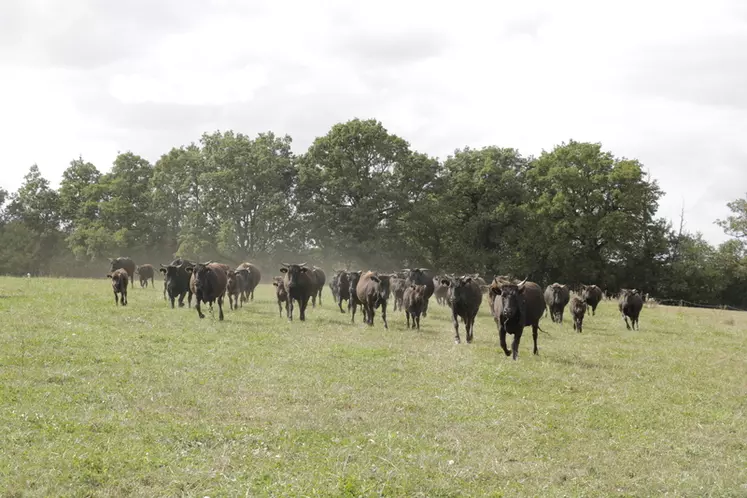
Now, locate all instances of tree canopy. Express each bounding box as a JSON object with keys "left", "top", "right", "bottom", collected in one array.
[{"left": 1, "top": 118, "right": 745, "bottom": 308}]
